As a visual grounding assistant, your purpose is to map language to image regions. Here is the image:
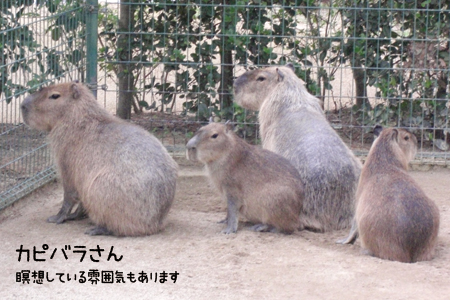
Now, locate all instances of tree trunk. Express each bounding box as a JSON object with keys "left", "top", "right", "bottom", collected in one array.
[
  {"left": 352, "top": 58, "right": 370, "bottom": 108},
  {"left": 116, "top": 0, "right": 136, "bottom": 119},
  {"left": 219, "top": 48, "right": 234, "bottom": 120}
]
